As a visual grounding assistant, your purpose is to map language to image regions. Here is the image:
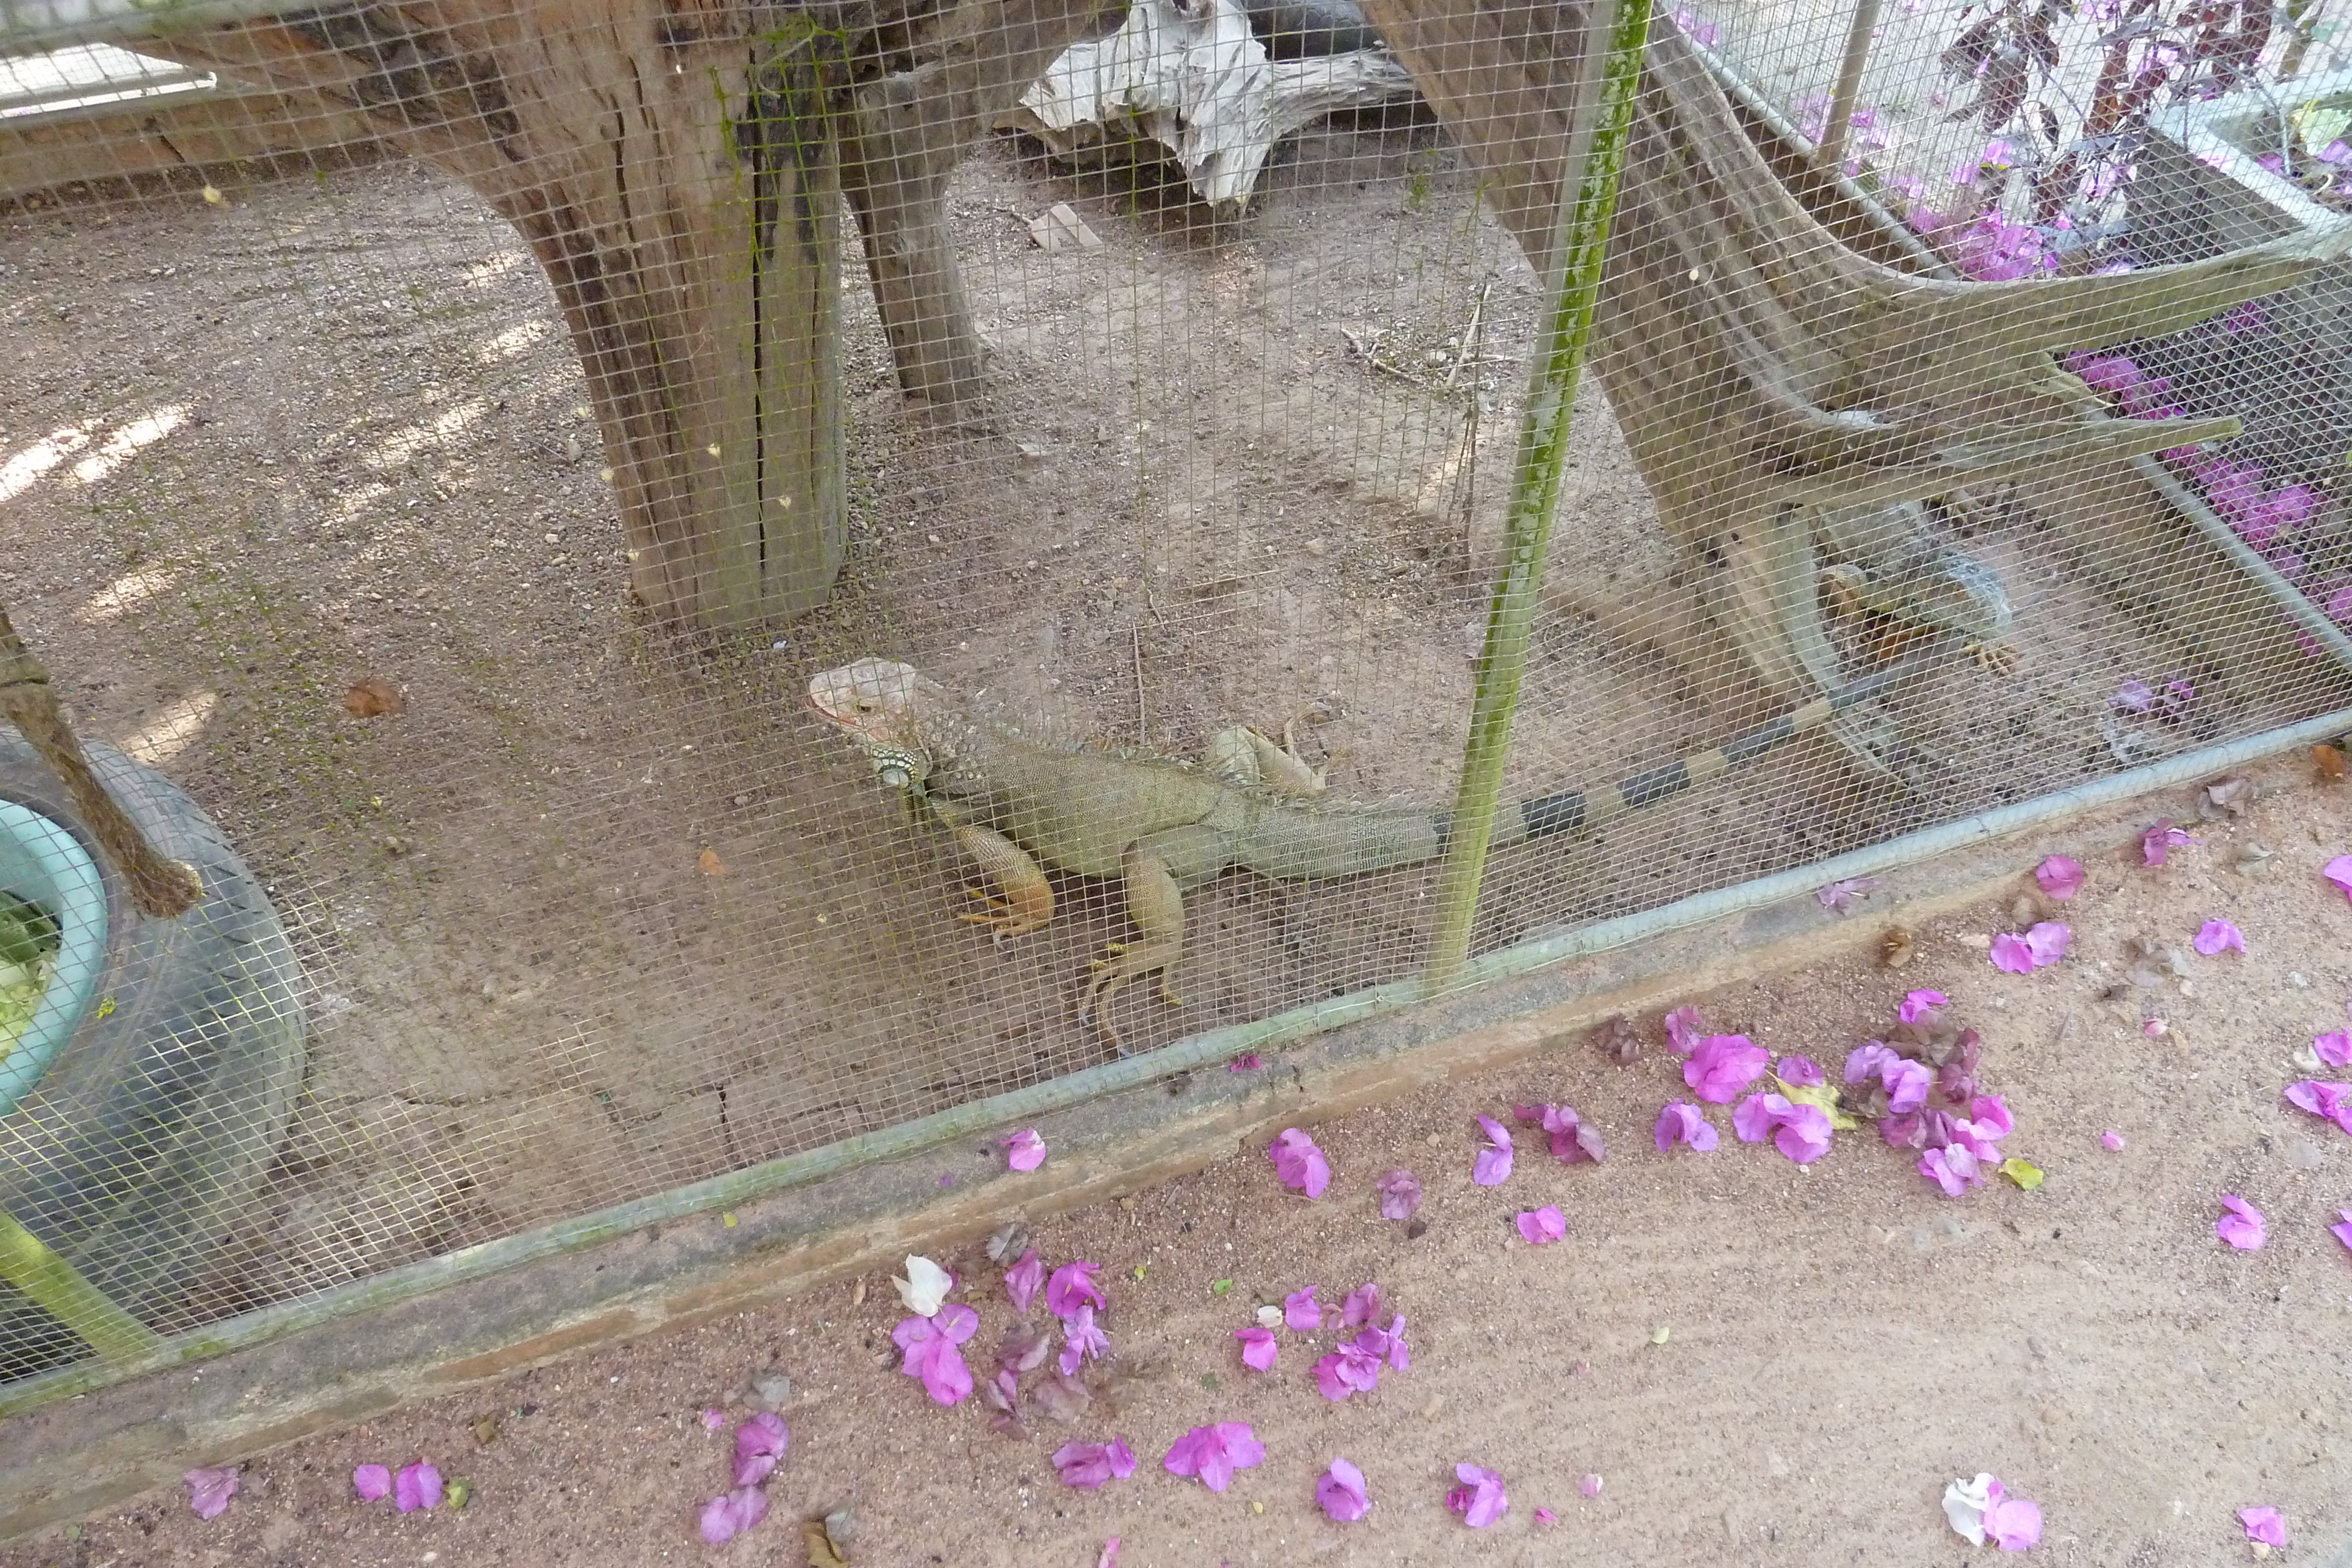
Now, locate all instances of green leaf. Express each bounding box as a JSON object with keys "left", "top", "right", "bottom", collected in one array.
[
  {"left": 1775, "top": 1076, "right": 1859, "bottom": 1130},
  {"left": 1200, "top": 1372, "right": 1221, "bottom": 1391},
  {"left": 1999, "top": 1157, "right": 2044, "bottom": 1191},
  {"left": 1209, "top": 1277, "right": 1232, "bottom": 1295}
]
